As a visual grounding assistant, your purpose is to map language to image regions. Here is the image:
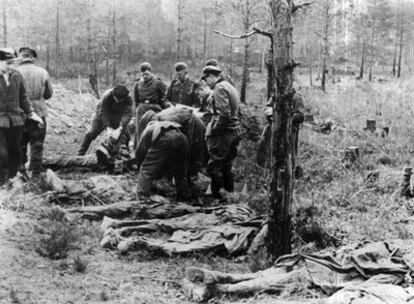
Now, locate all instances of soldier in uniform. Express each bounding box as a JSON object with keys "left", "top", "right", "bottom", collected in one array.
[
  {"left": 202, "top": 65, "right": 241, "bottom": 199},
  {"left": 133, "top": 62, "right": 168, "bottom": 146},
  {"left": 16, "top": 47, "right": 53, "bottom": 177},
  {"left": 135, "top": 120, "right": 191, "bottom": 200},
  {"left": 256, "top": 90, "right": 305, "bottom": 177},
  {"left": 78, "top": 84, "right": 132, "bottom": 155},
  {"left": 139, "top": 106, "right": 207, "bottom": 185},
  {"left": 0, "top": 48, "right": 43, "bottom": 185},
  {"left": 205, "top": 58, "right": 236, "bottom": 87},
  {"left": 164, "top": 62, "right": 199, "bottom": 107}
]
